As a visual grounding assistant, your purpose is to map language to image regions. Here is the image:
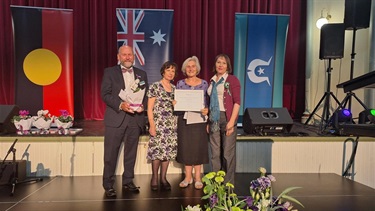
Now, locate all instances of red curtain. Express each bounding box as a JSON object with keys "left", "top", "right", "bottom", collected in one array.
[{"left": 0, "top": 0, "right": 306, "bottom": 120}]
